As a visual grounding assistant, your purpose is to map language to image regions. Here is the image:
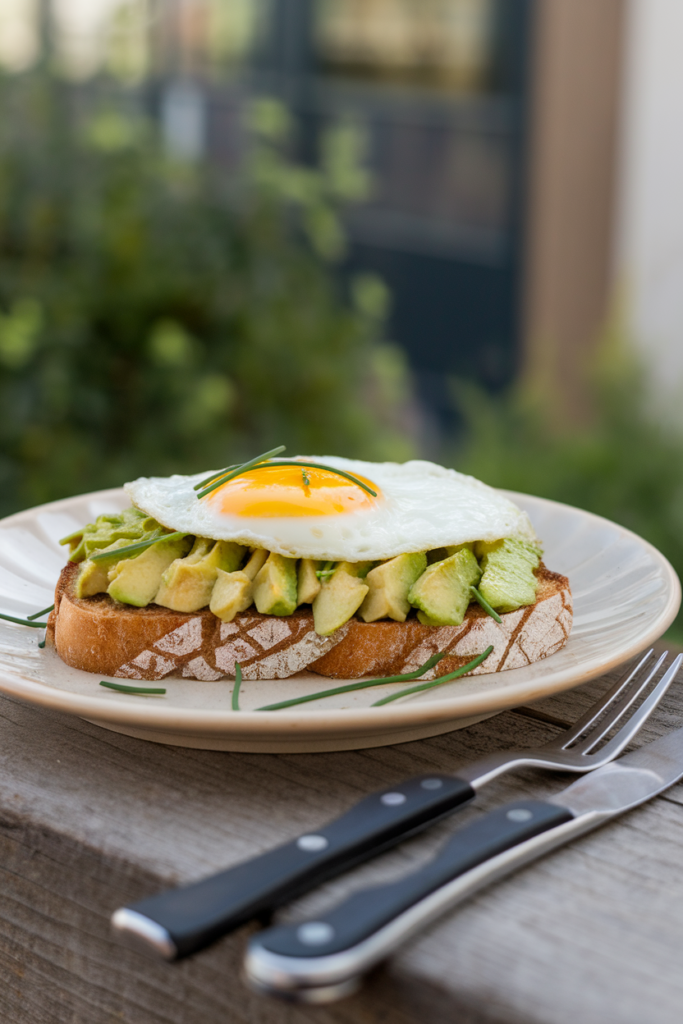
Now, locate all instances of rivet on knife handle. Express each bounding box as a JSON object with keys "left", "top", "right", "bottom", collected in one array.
[{"left": 111, "top": 774, "right": 475, "bottom": 959}]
